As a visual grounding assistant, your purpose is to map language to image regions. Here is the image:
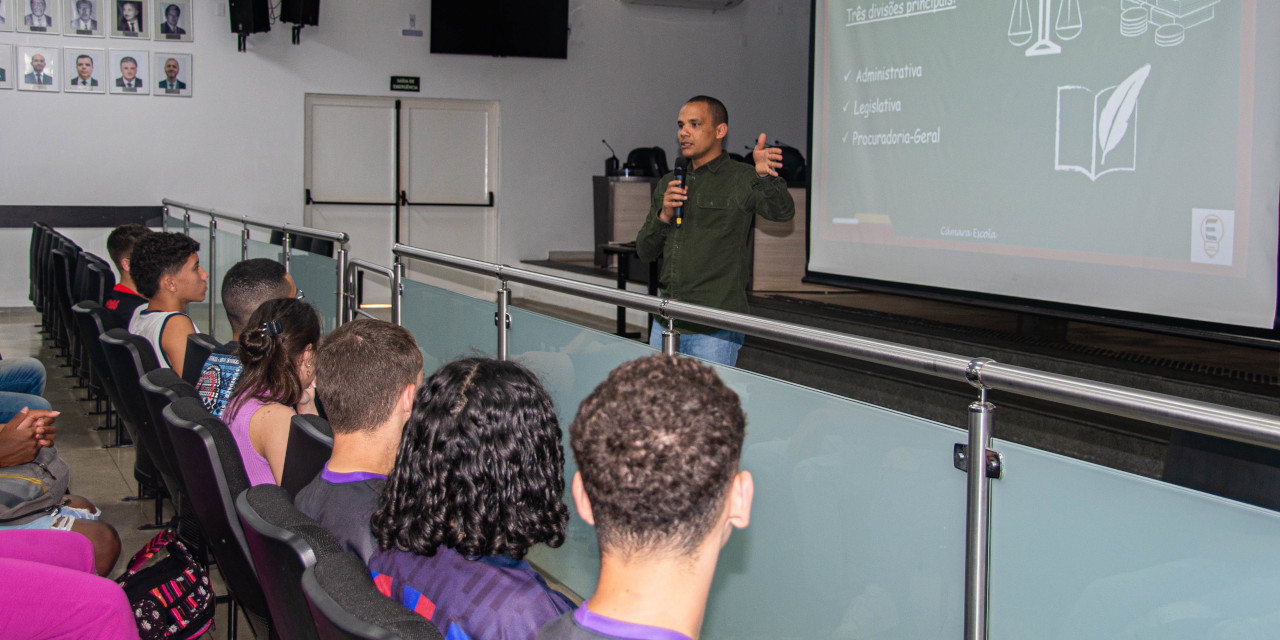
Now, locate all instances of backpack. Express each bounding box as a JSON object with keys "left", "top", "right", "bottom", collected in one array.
[
  {"left": 0, "top": 446, "right": 71, "bottom": 524},
  {"left": 116, "top": 529, "right": 216, "bottom": 640}
]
